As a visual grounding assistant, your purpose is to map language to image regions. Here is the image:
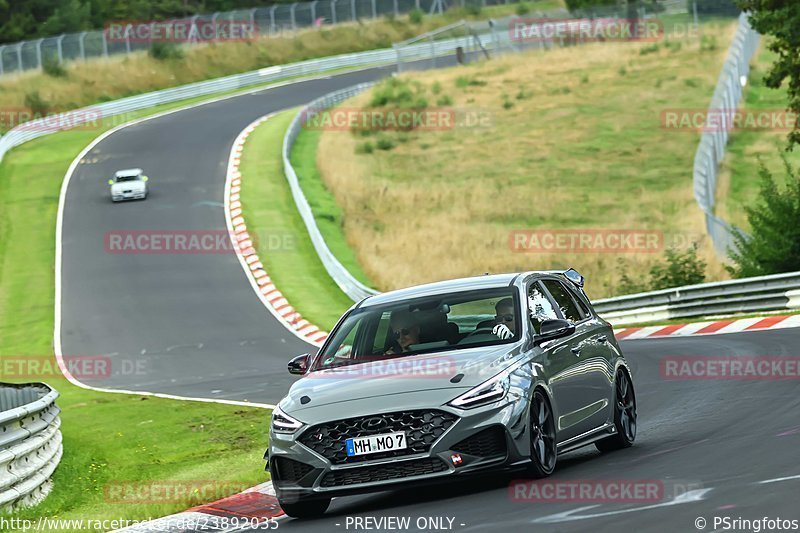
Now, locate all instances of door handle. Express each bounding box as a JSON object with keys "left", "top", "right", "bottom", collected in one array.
[
  {"left": 571, "top": 347, "right": 581, "bottom": 356},
  {"left": 596, "top": 335, "right": 608, "bottom": 344}
]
